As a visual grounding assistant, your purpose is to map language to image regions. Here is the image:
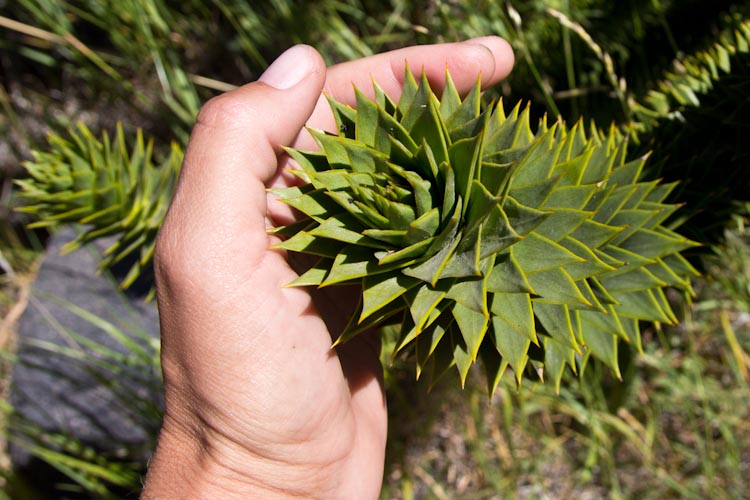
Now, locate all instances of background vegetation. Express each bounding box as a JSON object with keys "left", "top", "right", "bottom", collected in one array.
[{"left": 1, "top": 0, "right": 749, "bottom": 498}]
